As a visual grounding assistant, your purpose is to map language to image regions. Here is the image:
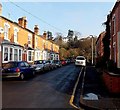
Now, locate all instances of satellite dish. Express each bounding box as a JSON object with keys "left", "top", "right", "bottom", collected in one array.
[{"left": 0, "top": 27, "right": 4, "bottom": 33}]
